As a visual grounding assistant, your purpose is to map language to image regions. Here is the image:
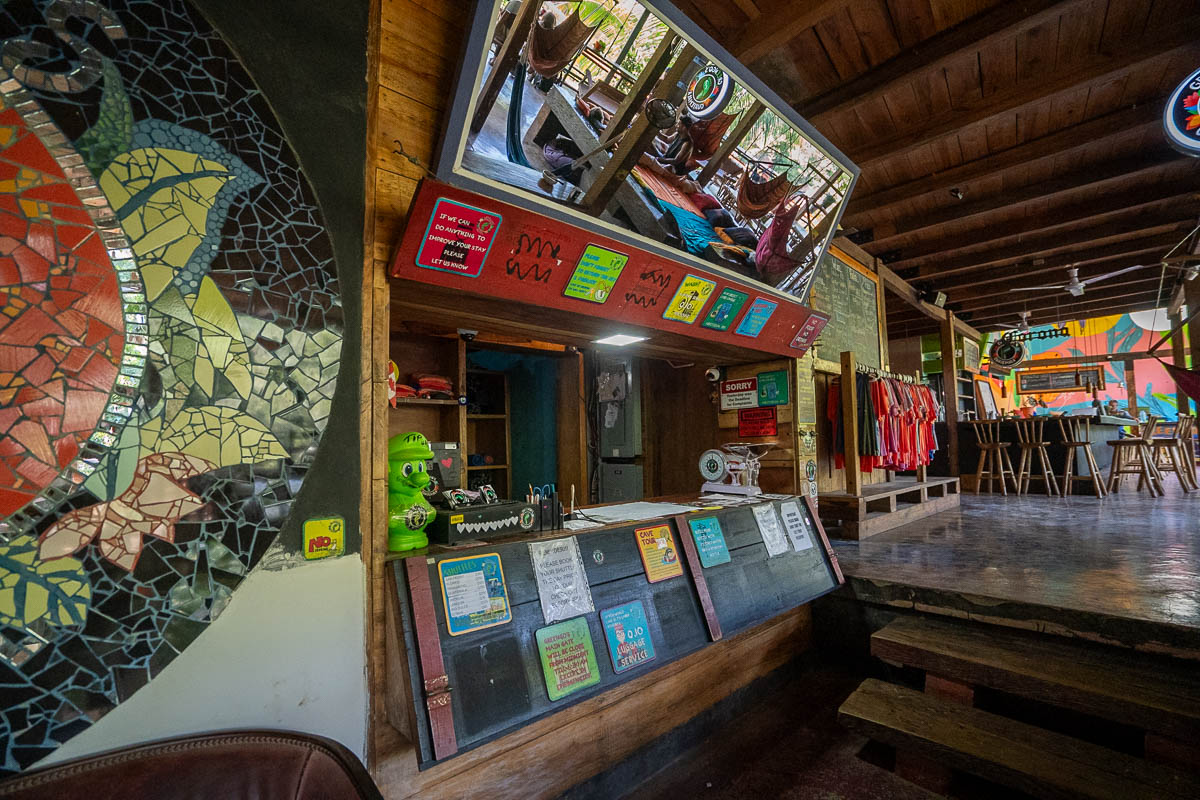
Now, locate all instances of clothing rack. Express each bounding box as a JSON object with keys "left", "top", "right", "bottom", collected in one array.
[
  {"left": 853, "top": 364, "right": 925, "bottom": 385},
  {"left": 840, "top": 351, "right": 928, "bottom": 493}
]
